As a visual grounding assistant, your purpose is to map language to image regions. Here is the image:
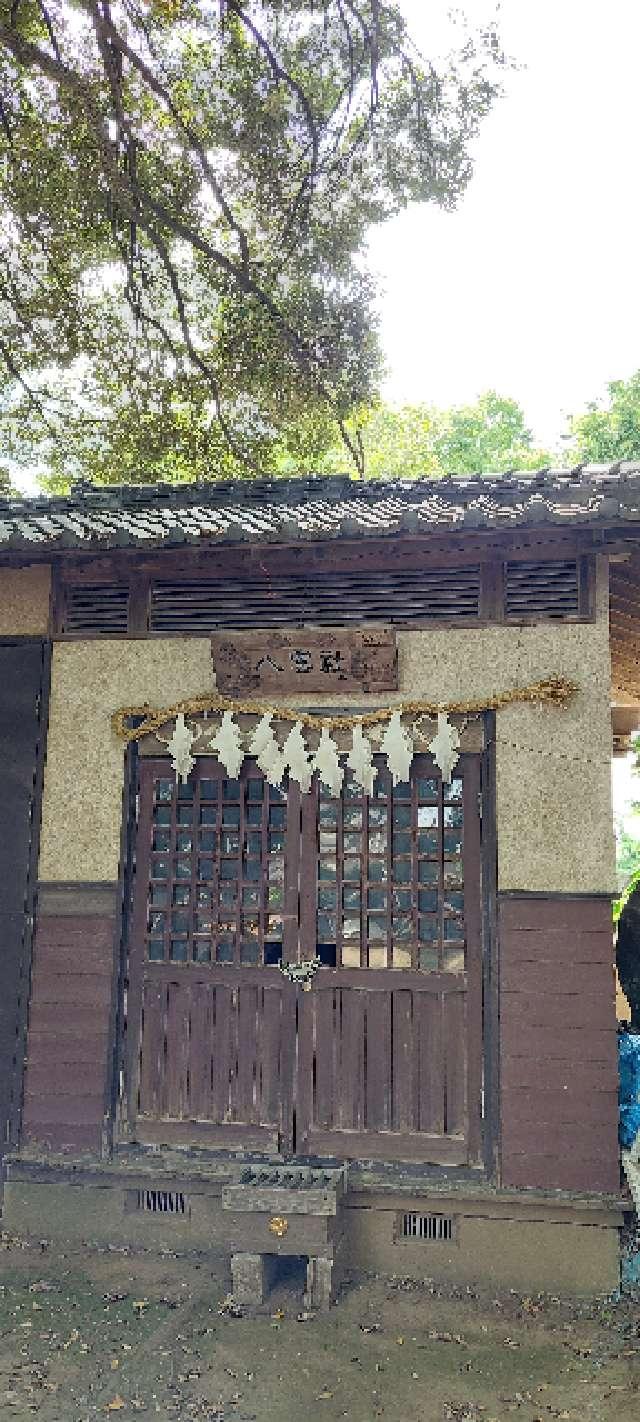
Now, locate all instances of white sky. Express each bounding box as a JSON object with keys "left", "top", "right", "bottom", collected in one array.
[{"left": 371, "top": 0, "right": 640, "bottom": 451}]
